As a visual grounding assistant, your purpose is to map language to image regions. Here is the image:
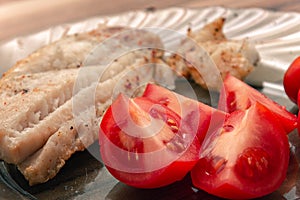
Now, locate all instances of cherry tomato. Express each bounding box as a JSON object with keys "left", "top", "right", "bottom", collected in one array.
[
  {"left": 142, "top": 83, "right": 227, "bottom": 145},
  {"left": 191, "top": 103, "right": 290, "bottom": 199},
  {"left": 298, "top": 90, "right": 300, "bottom": 135},
  {"left": 99, "top": 93, "right": 200, "bottom": 188},
  {"left": 283, "top": 56, "right": 300, "bottom": 103},
  {"left": 219, "top": 74, "right": 297, "bottom": 133},
  {"left": 298, "top": 113, "right": 300, "bottom": 136}
]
